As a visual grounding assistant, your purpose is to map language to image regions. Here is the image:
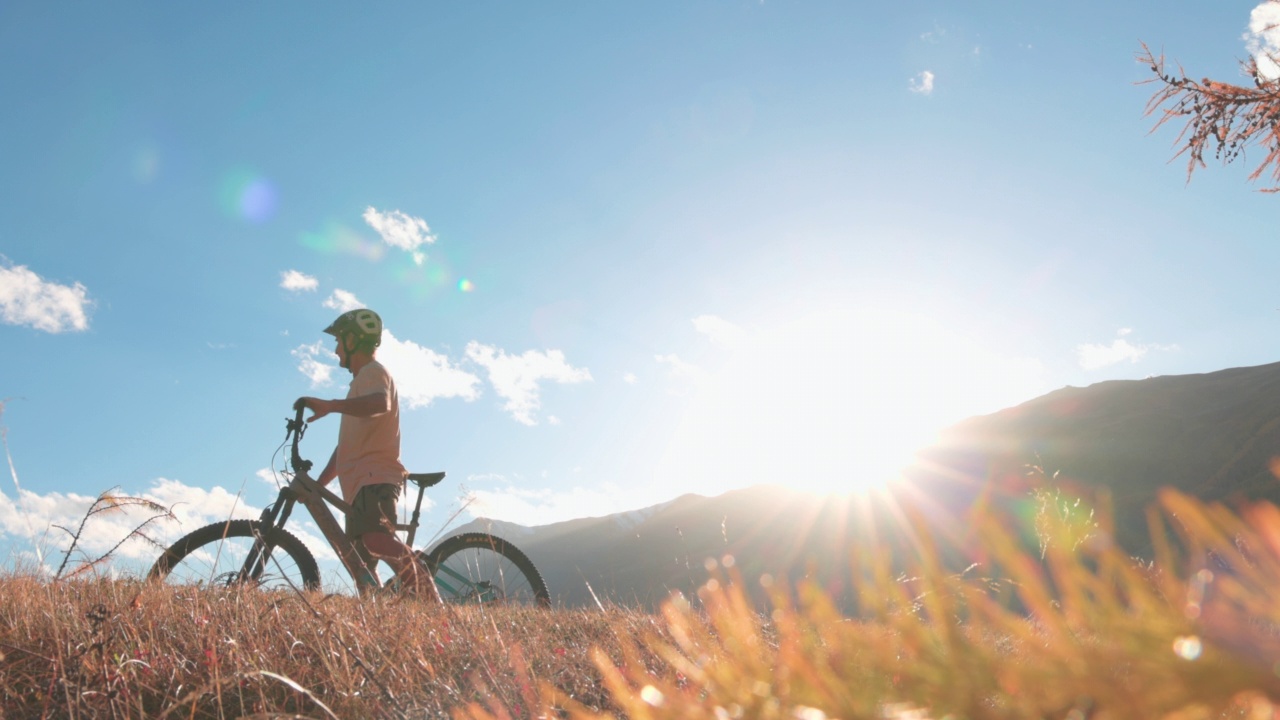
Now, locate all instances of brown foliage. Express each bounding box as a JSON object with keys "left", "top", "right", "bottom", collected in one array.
[
  {"left": 1140, "top": 37, "right": 1280, "bottom": 191},
  {"left": 0, "top": 578, "right": 662, "bottom": 718},
  {"left": 9, "top": 488, "right": 1280, "bottom": 717}
]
